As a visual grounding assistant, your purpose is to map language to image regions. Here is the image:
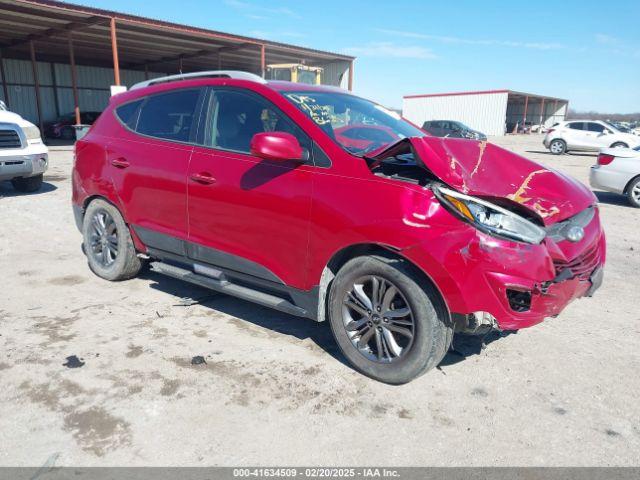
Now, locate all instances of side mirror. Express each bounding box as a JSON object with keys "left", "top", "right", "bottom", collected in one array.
[{"left": 250, "top": 132, "right": 304, "bottom": 162}]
